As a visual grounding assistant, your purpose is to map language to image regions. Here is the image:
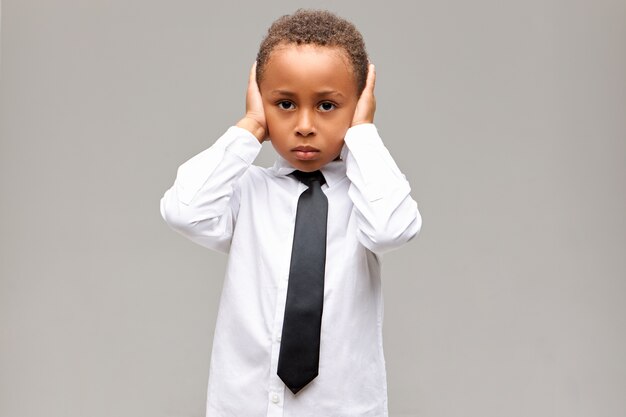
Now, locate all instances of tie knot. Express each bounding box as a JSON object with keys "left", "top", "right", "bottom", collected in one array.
[{"left": 290, "top": 170, "right": 326, "bottom": 187}]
